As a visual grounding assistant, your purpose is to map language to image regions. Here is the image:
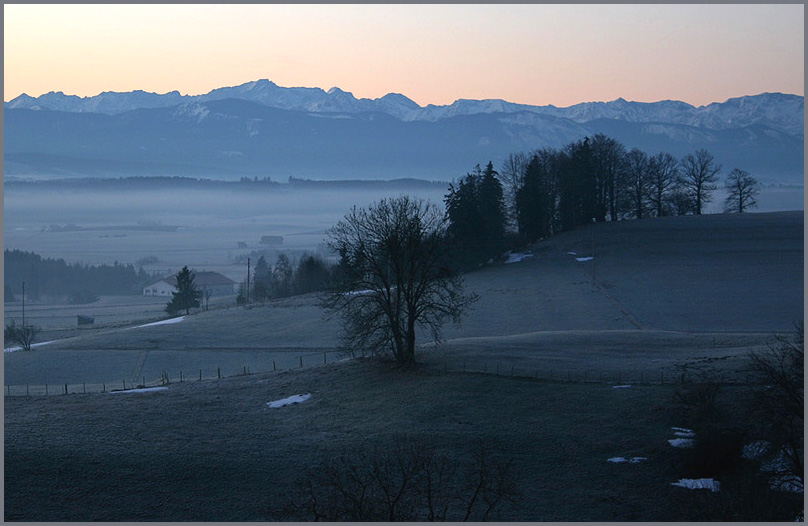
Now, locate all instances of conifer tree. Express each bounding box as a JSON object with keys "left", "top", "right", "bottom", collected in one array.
[{"left": 165, "top": 266, "right": 201, "bottom": 315}]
